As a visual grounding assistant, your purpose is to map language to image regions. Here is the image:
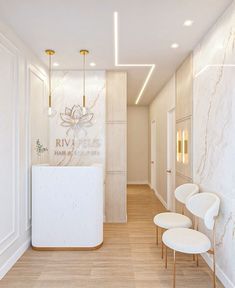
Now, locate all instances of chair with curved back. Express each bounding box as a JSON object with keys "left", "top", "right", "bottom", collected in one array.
[
  {"left": 162, "top": 192, "right": 220, "bottom": 288},
  {"left": 153, "top": 183, "right": 199, "bottom": 262}
]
